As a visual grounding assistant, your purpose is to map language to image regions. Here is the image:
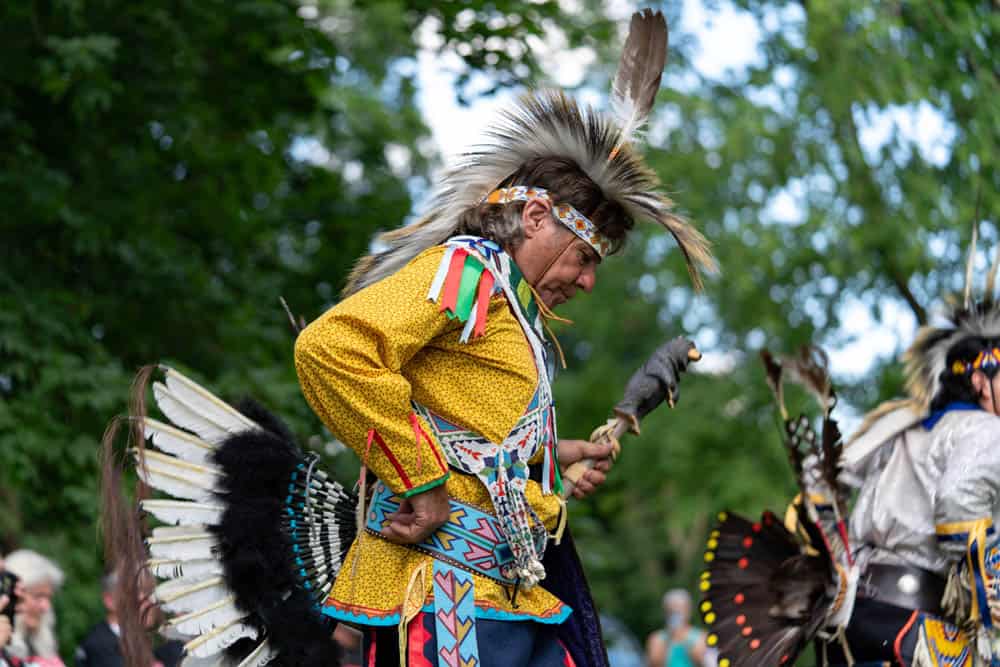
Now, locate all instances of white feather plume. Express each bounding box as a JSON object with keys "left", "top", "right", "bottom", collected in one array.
[
  {"left": 162, "top": 367, "right": 258, "bottom": 434},
  {"left": 236, "top": 640, "right": 276, "bottom": 667},
  {"left": 147, "top": 528, "right": 217, "bottom": 562},
  {"left": 164, "top": 595, "right": 247, "bottom": 638},
  {"left": 142, "top": 499, "right": 223, "bottom": 526},
  {"left": 156, "top": 575, "right": 230, "bottom": 614},
  {"left": 143, "top": 417, "right": 216, "bottom": 464},
  {"left": 184, "top": 617, "right": 259, "bottom": 658},
  {"left": 134, "top": 449, "right": 219, "bottom": 500},
  {"left": 609, "top": 9, "right": 668, "bottom": 155},
  {"left": 148, "top": 558, "right": 223, "bottom": 580}
]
